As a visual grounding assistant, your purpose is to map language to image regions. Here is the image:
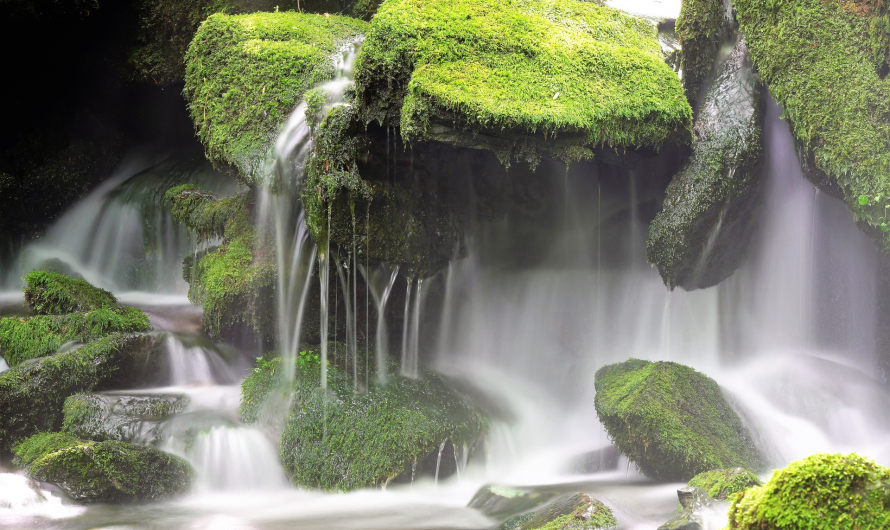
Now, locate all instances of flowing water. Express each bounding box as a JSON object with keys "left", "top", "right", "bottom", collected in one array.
[{"left": 3, "top": 29, "right": 890, "bottom": 530}]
